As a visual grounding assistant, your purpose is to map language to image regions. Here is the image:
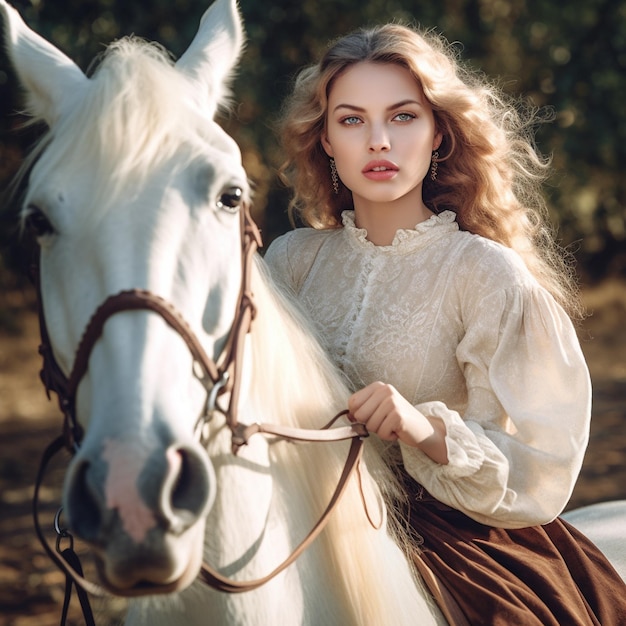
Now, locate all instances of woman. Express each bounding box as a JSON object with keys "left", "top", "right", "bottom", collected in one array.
[{"left": 264, "top": 22, "right": 626, "bottom": 625}]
